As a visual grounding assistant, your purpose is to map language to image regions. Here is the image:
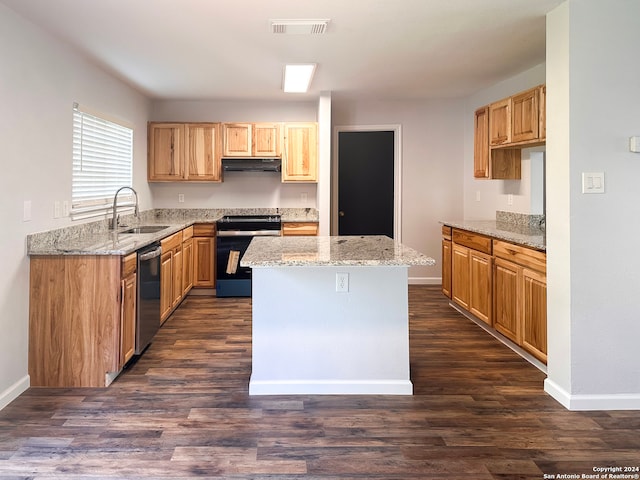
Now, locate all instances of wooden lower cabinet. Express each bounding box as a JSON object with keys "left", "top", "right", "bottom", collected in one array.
[
  {"left": 522, "top": 267, "right": 547, "bottom": 363},
  {"left": 469, "top": 250, "right": 492, "bottom": 325},
  {"left": 182, "top": 235, "right": 194, "bottom": 296},
  {"left": 29, "top": 255, "right": 131, "bottom": 387},
  {"left": 442, "top": 238, "right": 452, "bottom": 298},
  {"left": 451, "top": 244, "right": 470, "bottom": 310},
  {"left": 444, "top": 228, "right": 547, "bottom": 364},
  {"left": 451, "top": 230, "right": 492, "bottom": 325},
  {"left": 120, "top": 253, "right": 137, "bottom": 367},
  {"left": 493, "top": 257, "right": 520, "bottom": 343},
  {"left": 160, "top": 249, "right": 174, "bottom": 321},
  {"left": 192, "top": 223, "right": 216, "bottom": 289},
  {"left": 160, "top": 230, "right": 184, "bottom": 323}
]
